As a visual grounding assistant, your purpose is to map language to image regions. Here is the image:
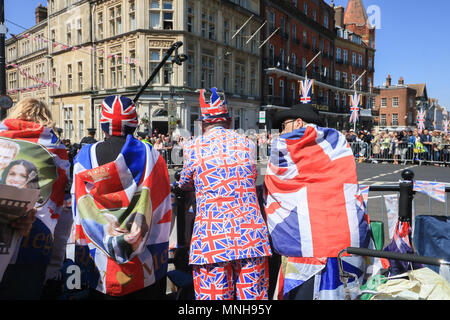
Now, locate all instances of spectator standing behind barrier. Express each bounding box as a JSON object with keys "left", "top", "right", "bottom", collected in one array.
[
  {"left": 399, "top": 130, "right": 410, "bottom": 164},
  {"left": 420, "top": 129, "right": 433, "bottom": 161},
  {"left": 370, "top": 129, "right": 381, "bottom": 163},
  {"left": 177, "top": 88, "right": 272, "bottom": 300},
  {"left": 432, "top": 130, "right": 443, "bottom": 165}
]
